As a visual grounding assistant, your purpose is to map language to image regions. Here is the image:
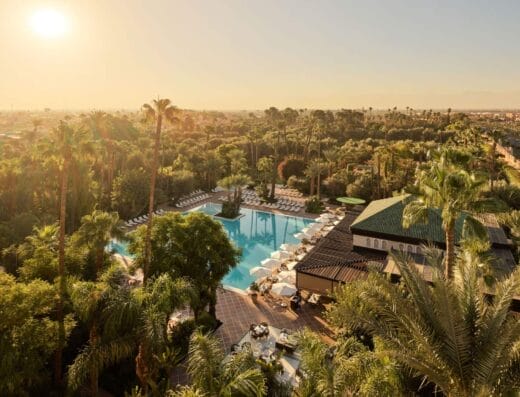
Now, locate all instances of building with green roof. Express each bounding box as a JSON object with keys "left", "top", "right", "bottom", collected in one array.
[{"left": 350, "top": 194, "right": 511, "bottom": 257}]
